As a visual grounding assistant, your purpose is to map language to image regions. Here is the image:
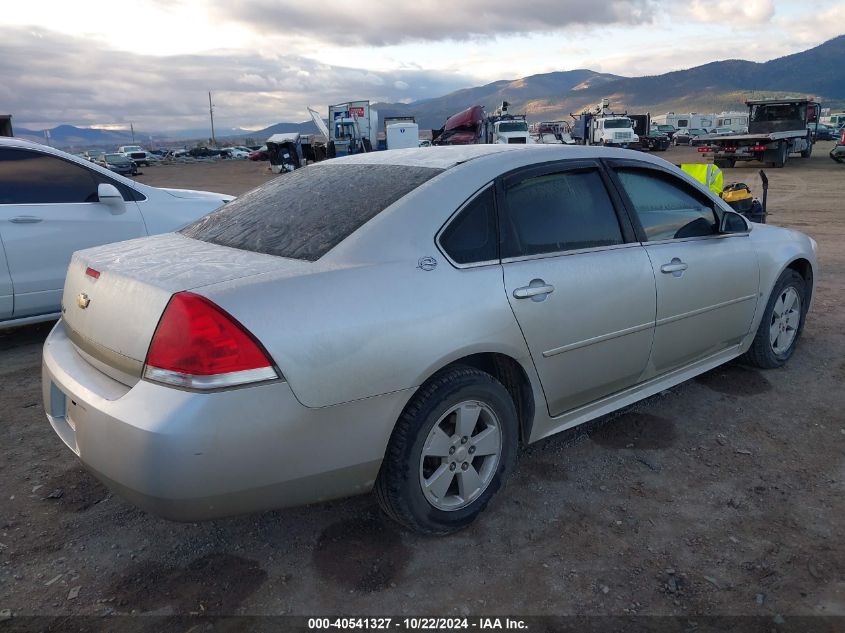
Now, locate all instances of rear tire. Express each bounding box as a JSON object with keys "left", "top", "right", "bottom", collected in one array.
[
  {"left": 773, "top": 141, "right": 788, "bottom": 168},
  {"left": 741, "top": 269, "right": 807, "bottom": 369},
  {"left": 375, "top": 366, "right": 518, "bottom": 535}
]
